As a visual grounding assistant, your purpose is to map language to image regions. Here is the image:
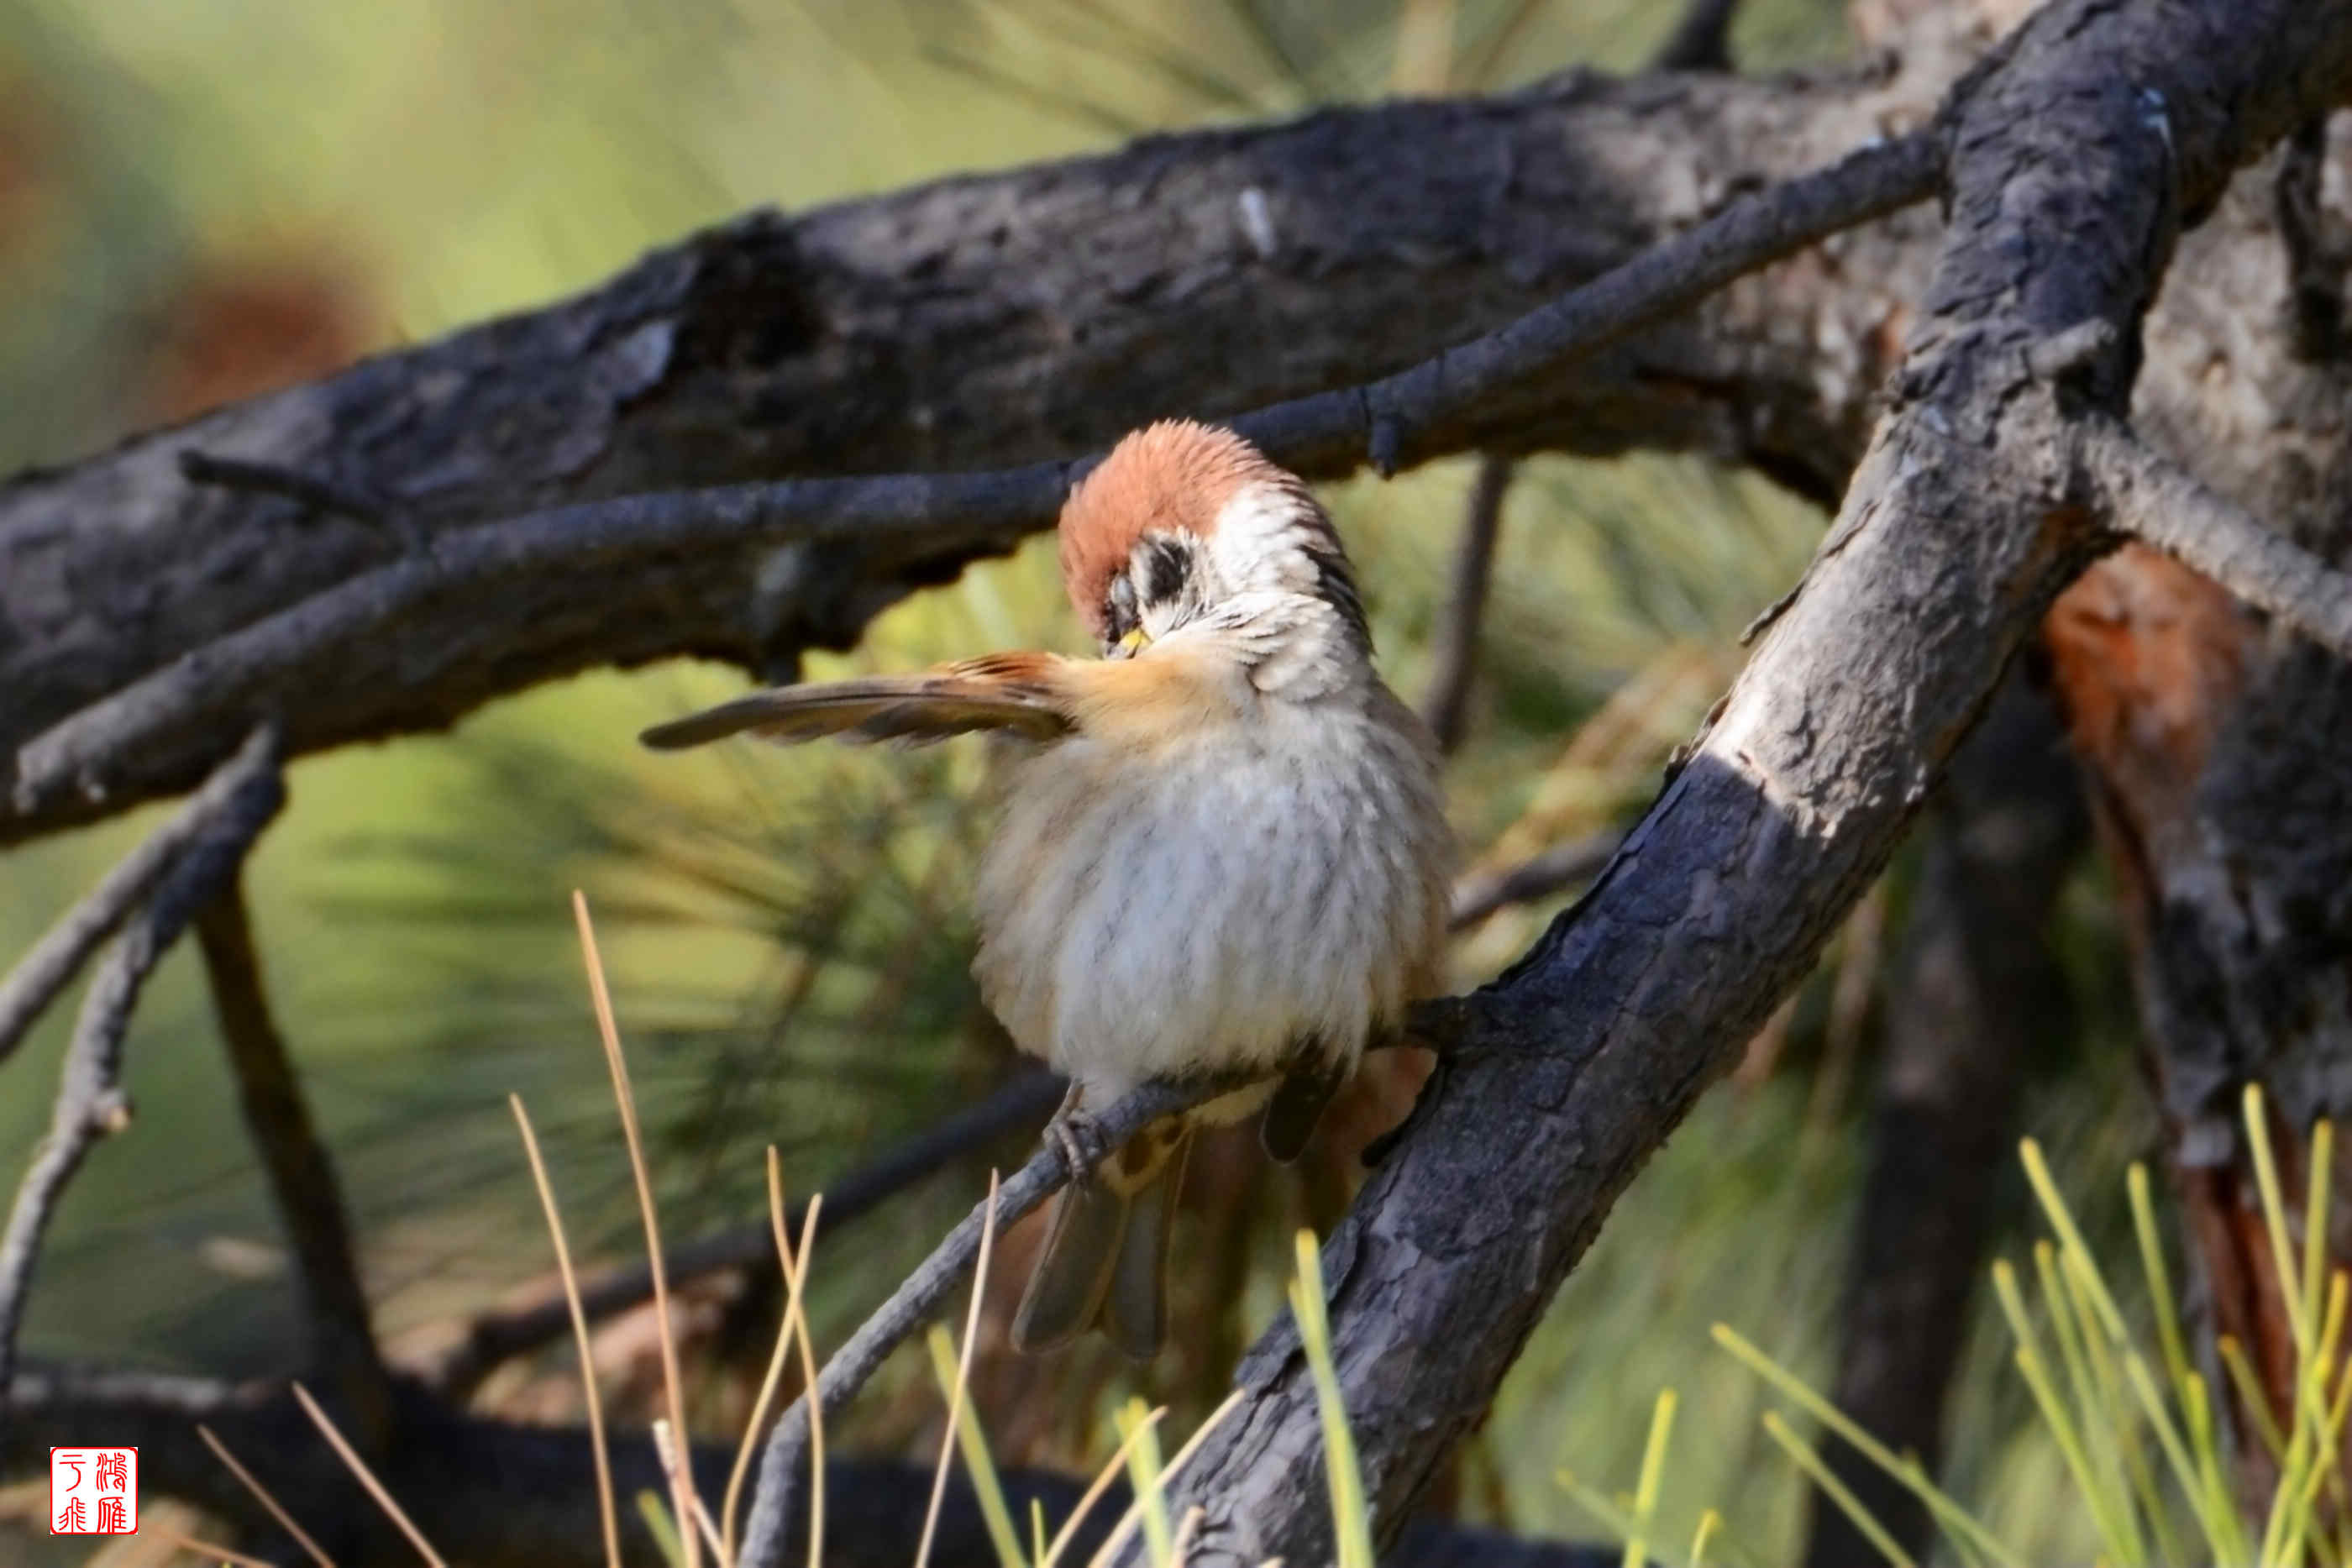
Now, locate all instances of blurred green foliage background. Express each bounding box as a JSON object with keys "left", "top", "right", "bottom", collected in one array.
[{"left": 0, "top": 2, "right": 2162, "bottom": 1562}]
